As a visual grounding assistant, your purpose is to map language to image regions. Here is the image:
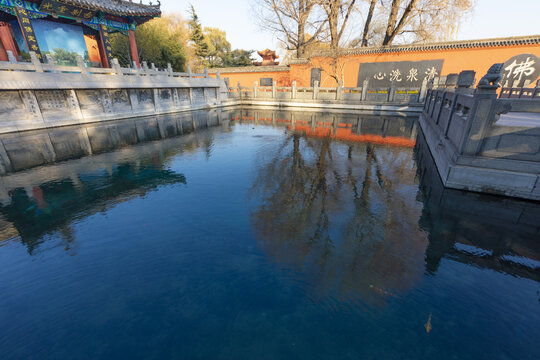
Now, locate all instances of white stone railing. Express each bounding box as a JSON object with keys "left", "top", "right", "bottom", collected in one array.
[
  {"left": 0, "top": 52, "right": 230, "bottom": 134},
  {"left": 0, "top": 51, "right": 208, "bottom": 79},
  {"left": 228, "top": 78, "right": 429, "bottom": 105},
  {"left": 419, "top": 69, "right": 540, "bottom": 200}
]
